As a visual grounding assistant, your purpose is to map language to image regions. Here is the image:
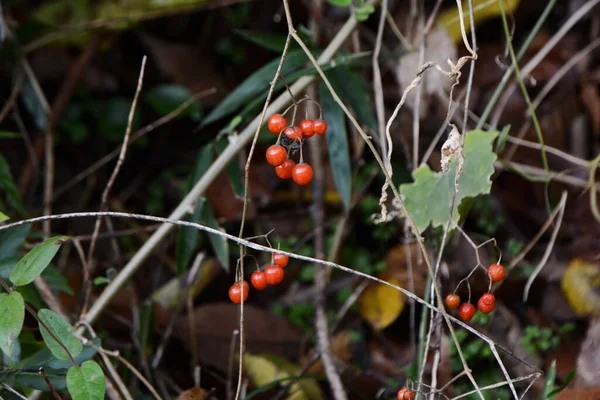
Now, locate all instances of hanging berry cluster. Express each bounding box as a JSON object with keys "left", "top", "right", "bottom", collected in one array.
[
  {"left": 228, "top": 254, "right": 290, "bottom": 304},
  {"left": 265, "top": 110, "right": 328, "bottom": 186},
  {"left": 397, "top": 387, "right": 415, "bottom": 400},
  {"left": 445, "top": 263, "right": 506, "bottom": 322}
]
